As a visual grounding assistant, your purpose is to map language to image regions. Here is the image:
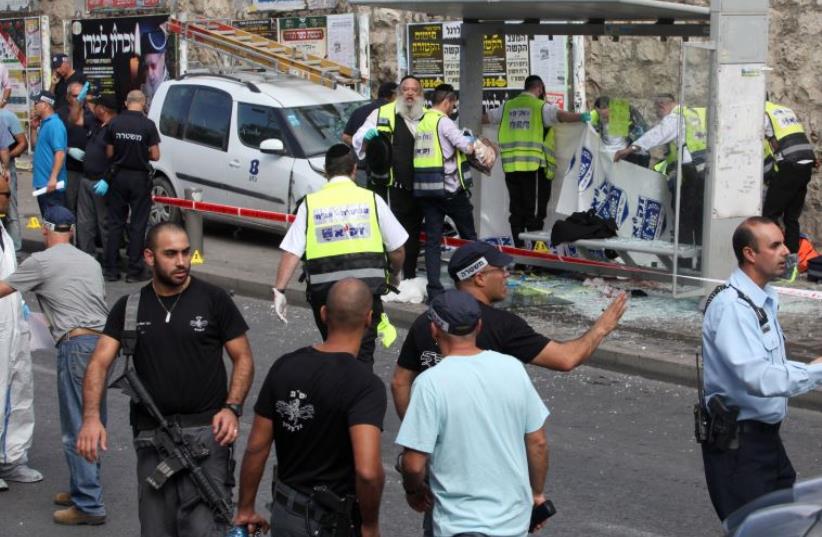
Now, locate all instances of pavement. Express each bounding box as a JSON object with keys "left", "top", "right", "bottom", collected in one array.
[{"left": 14, "top": 168, "right": 822, "bottom": 410}]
